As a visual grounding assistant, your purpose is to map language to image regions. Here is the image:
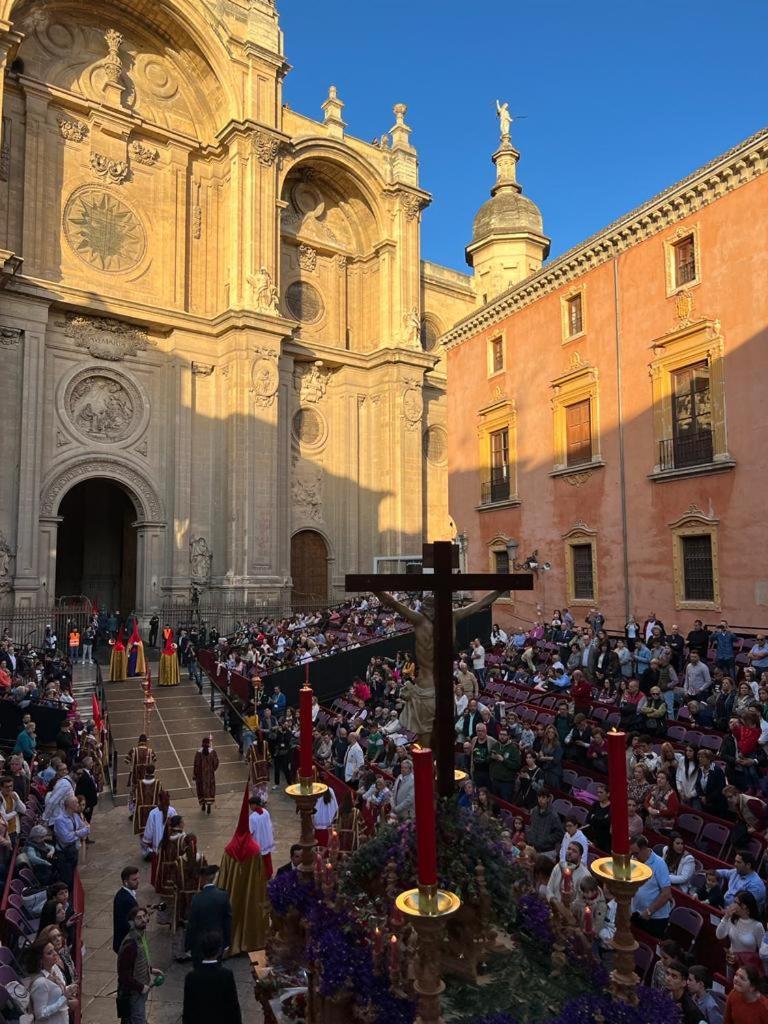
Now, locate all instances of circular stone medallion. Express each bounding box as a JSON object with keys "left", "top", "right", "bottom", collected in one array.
[
  {"left": 285, "top": 280, "right": 324, "bottom": 324},
  {"left": 64, "top": 368, "right": 142, "bottom": 444},
  {"left": 424, "top": 425, "right": 448, "bottom": 465},
  {"left": 63, "top": 186, "right": 146, "bottom": 274},
  {"left": 292, "top": 407, "right": 325, "bottom": 446}
]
